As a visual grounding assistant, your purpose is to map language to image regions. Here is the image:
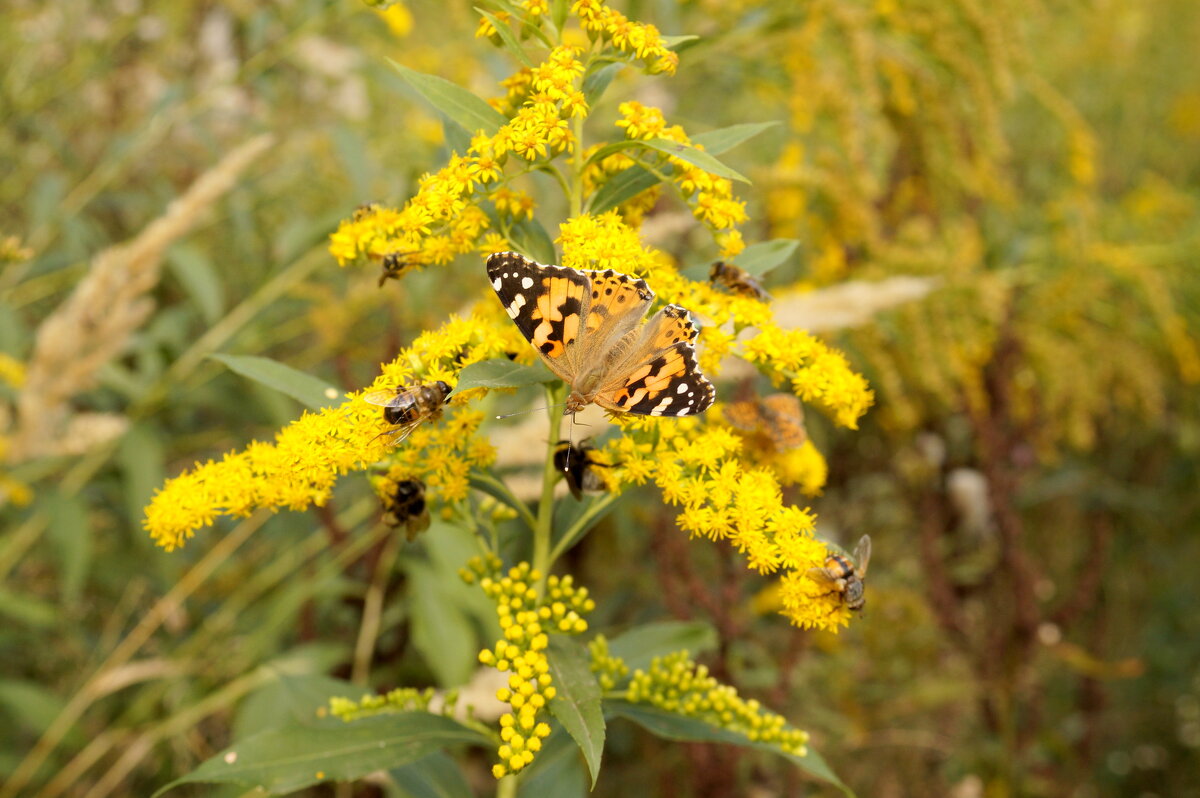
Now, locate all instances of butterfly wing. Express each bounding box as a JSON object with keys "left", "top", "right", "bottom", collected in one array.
[
  {"left": 593, "top": 304, "right": 715, "bottom": 416},
  {"left": 761, "top": 393, "right": 807, "bottom": 448},
  {"left": 487, "top": 251, "right": 589, "bottom": 382}
]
